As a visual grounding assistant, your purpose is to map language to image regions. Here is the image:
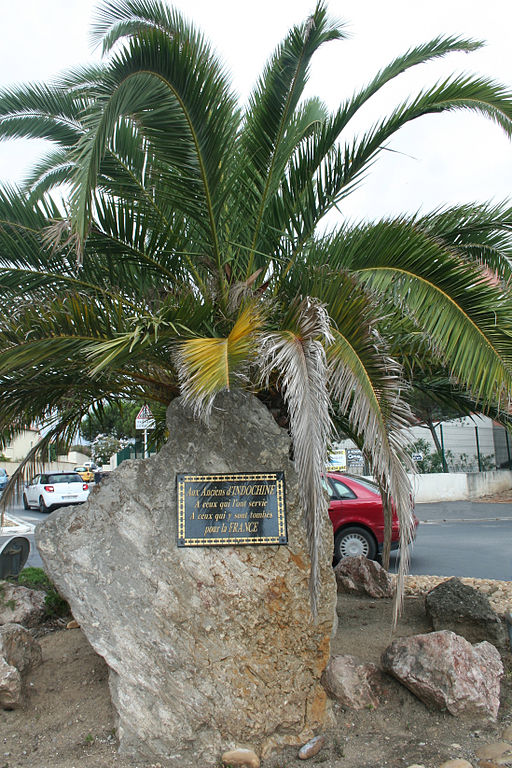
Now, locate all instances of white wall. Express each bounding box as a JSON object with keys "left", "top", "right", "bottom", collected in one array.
[
  {"left": 2, "top": 429, "right": 41, "bottom": 461},
  {"left": 411, "top": 470, "right": 512, "bottom": 502}
]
